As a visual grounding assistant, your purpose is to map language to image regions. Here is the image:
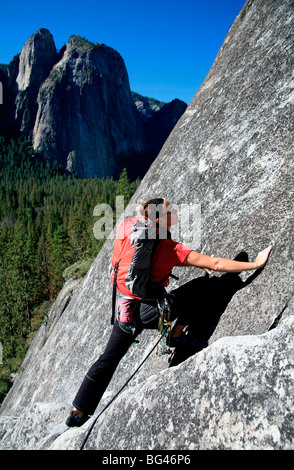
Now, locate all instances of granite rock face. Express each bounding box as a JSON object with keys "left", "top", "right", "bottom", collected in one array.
[
  {"left": 1, "top": 32, "right": 185, "bottom": 177},
  {"left": 134, "top": 0, "right": 294, "bottom": 341},
  {"left": 32, "top": 35, "right": 147, "bottom": 178},
  {"left": 0, "top": 29, "right": 57, "bottom": 136},
  {"left": 15, "top": 29, "right": 57, "bottom": 134},
  {"left": 52, "top": 314, "right": 294, "bottom": 451},
  {"left": 0, "top": 0, "right": 293, "bottom": 450}
]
